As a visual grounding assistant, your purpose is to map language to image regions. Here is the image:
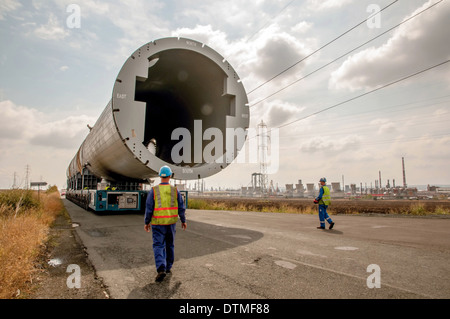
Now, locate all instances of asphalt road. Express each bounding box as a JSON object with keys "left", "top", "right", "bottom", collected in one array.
[{"left": 63, "top": 198, "right": 450, "bottom": 299}]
